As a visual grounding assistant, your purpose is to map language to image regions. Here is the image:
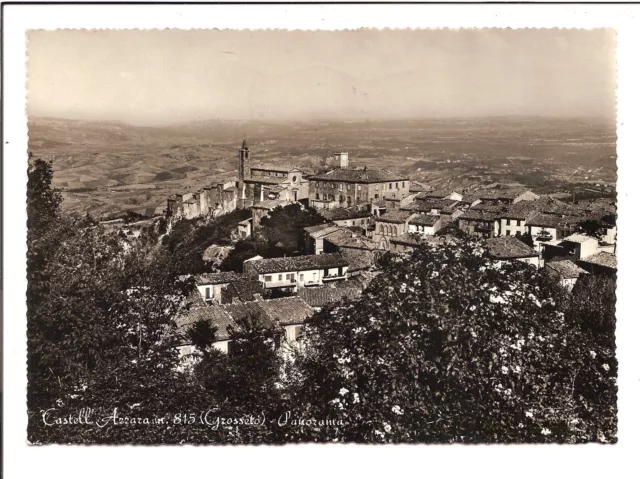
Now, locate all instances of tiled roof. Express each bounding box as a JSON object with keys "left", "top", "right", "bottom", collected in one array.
[
  {"left": 409, "top": 214, "right": 440, "bottom": 227},
  {"left": 485, "top": 236, "right": 537, "bottom": 259},
  {"left": 245, "top": 176, "right": 287, "bottom": 185},
  {"left": 476, "top": 188, "right": 532, "bottom": 200},
  {"left": 308, "top": 168, "right": 409, "bottom": 184},
  {"left": 250, "top": 163, "right": 305, "bottom": 173},
  {"left": 376, "top": 210, "right": 415, "bottom": 223},
  {"left": 546, "top": 260, "right": 589, "bottom": 279},
  {"left": 298, "top": 287, "right": 362, "bottom": 309},
  {"left": 175, "top": 304, "right": 236, "bottom": 341},
  {"left": 416, "top": 190, "right": 461, "bottom": 200},
  {"left": 181, "top": 271, "right": 244, "bottom": 286},
  {"left": 223, "top": 302, "right": 275, "bottom": 329},
  {"left": 337, "top": 247, "right": 378, "bottom": 271},
  {"left": 459, "top": 209, "right": 497, "bottom": 222},
  {"left": 527, "top": 212, "right": 566, "bottom": 228},
  {"left": 223, "top": 280, "right": 264, "bottom": 302},
  {"left": 247, "top": 253, "right": 349, "bottom": 274},
  {"left": 303, "top": 224, "right": 341, "bottom": 237},
  {"left": 319, "top": 206, "right": 371, "bottom": 221},
  {"left": 402, "top": 198, "right": 458, "bottom": 212},
  {"left": 255, "top": 297, "right": 315, "bottom": 326},
  {"left": 579, "top": 252, "right": 617, "bottom": 270},
  {"left": 324, "top": 229, "right": 377, "bottom": 250}
]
